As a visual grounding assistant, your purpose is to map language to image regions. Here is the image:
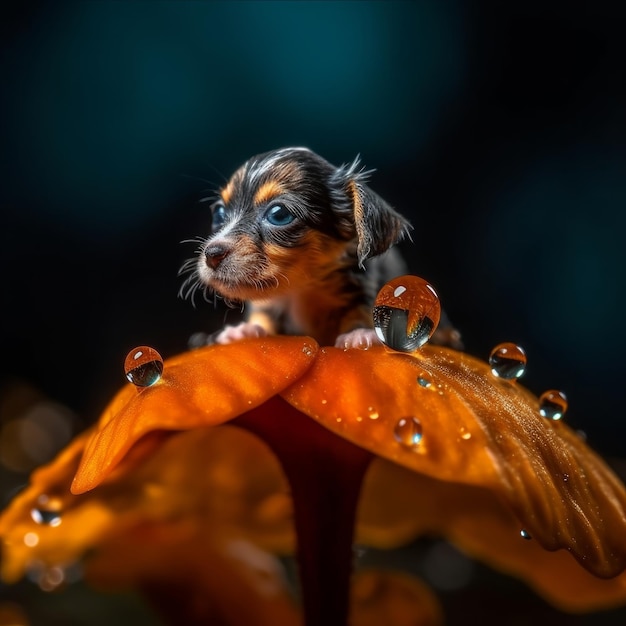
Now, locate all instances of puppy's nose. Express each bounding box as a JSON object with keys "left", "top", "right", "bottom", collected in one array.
[{"left": 204, "top": 243, "right": 230, "bottom": 269}]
